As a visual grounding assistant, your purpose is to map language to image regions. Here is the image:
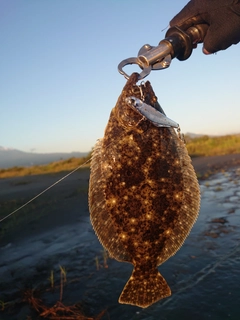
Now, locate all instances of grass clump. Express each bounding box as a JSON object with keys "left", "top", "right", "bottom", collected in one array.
[{"left": 2, "top": 265, "right": 106, "bottom": 319}]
